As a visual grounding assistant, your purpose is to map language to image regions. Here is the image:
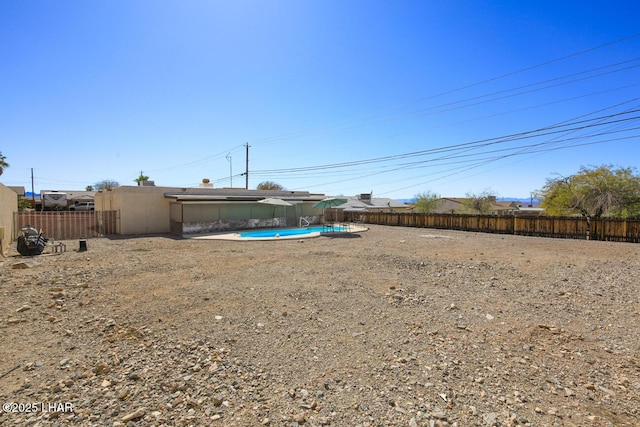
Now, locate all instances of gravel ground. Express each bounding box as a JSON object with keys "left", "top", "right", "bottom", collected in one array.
[{"left": 1, "top": 225, "right": 639, "bottom": 426}]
